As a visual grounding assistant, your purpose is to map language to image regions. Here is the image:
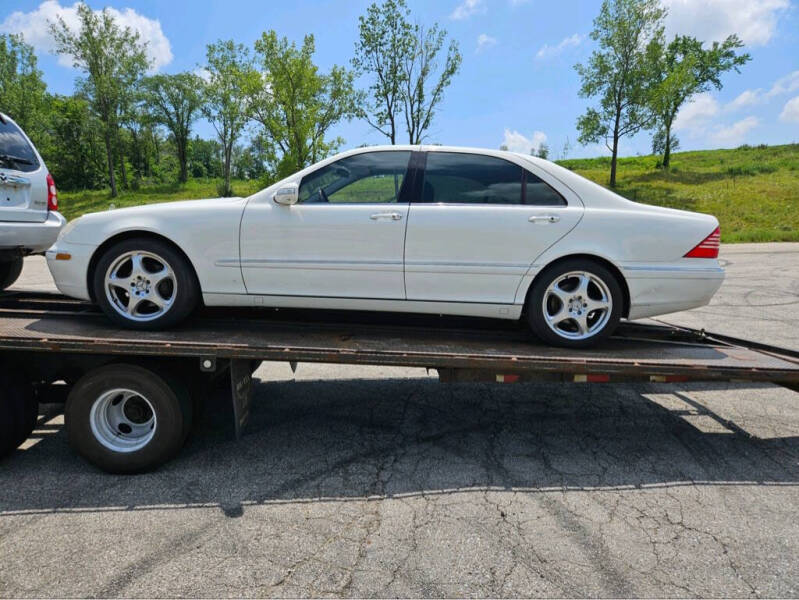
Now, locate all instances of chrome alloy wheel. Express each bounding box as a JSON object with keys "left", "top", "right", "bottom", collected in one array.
[
  {"left": 89, "top": 388, "right": 157, "bottom": 453},
  {"left": 542, "top": 271, "right": 613, "bottom": 341},
  {"left": 104, "top": 251, "right": 177, "bottom": 322}
]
